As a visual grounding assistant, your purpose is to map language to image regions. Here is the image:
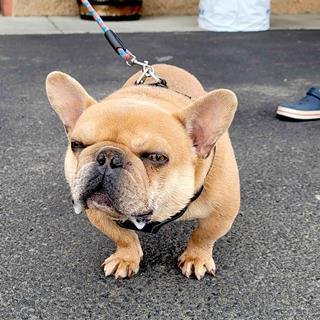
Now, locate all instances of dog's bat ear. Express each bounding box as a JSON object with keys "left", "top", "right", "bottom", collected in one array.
[
  {"left": 46, "top": 71, "right": 97, "bottom": 134},
  {"left": 175, "top": 89, "right": 237, "bottom": 159}
]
